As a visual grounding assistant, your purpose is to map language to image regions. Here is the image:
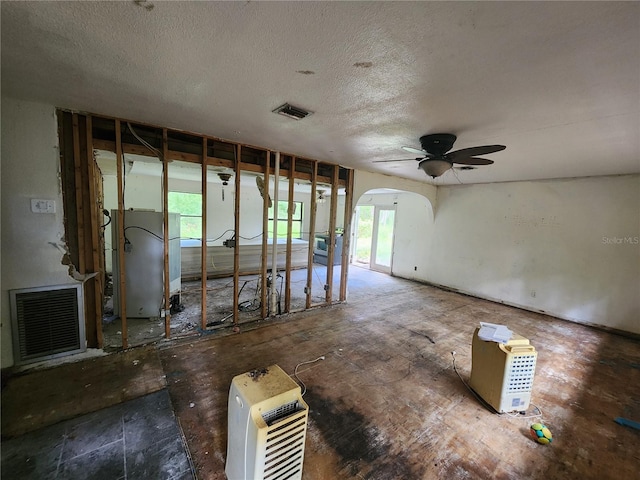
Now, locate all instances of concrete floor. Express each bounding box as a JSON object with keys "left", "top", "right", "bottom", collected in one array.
[
  {"left": 102, "top": 263, "right": 345, "bottom": 349},
  {"left": 3, "top": 270, "right": 639, "bottom": 479},
  {"left": 1, "top": 390, "right": 194, "bottom": 480}
]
